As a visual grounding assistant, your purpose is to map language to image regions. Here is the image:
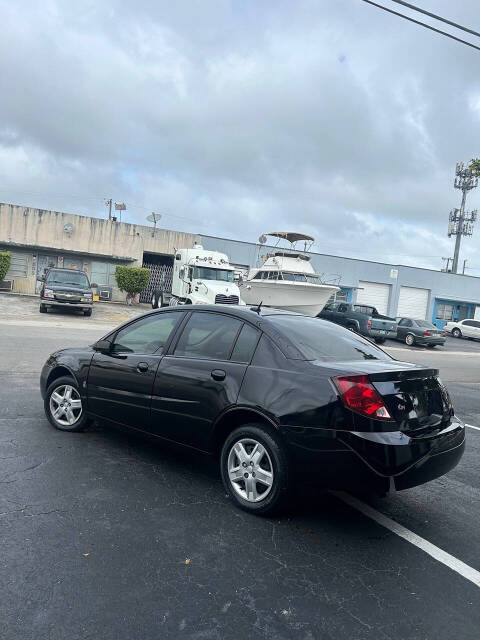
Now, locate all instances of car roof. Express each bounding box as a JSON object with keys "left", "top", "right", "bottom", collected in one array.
[
  {"left": 47, "top": 267, "right": 87, "bottom": 273},
  {"left": 151, "top": 304, "right": 302, "bottom": 326}
]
